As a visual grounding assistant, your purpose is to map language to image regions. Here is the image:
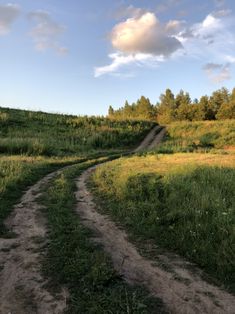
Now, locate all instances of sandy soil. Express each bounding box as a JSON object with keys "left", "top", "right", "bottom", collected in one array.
[
  {"left": 0, "top": 169, "right": 68, "bottom": 314},
  {"left": 148, "top": 127, "right": 166, "bottom": 149},
  {"left": 134, "top": 125, "right": 164, "bottom": 152}
]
